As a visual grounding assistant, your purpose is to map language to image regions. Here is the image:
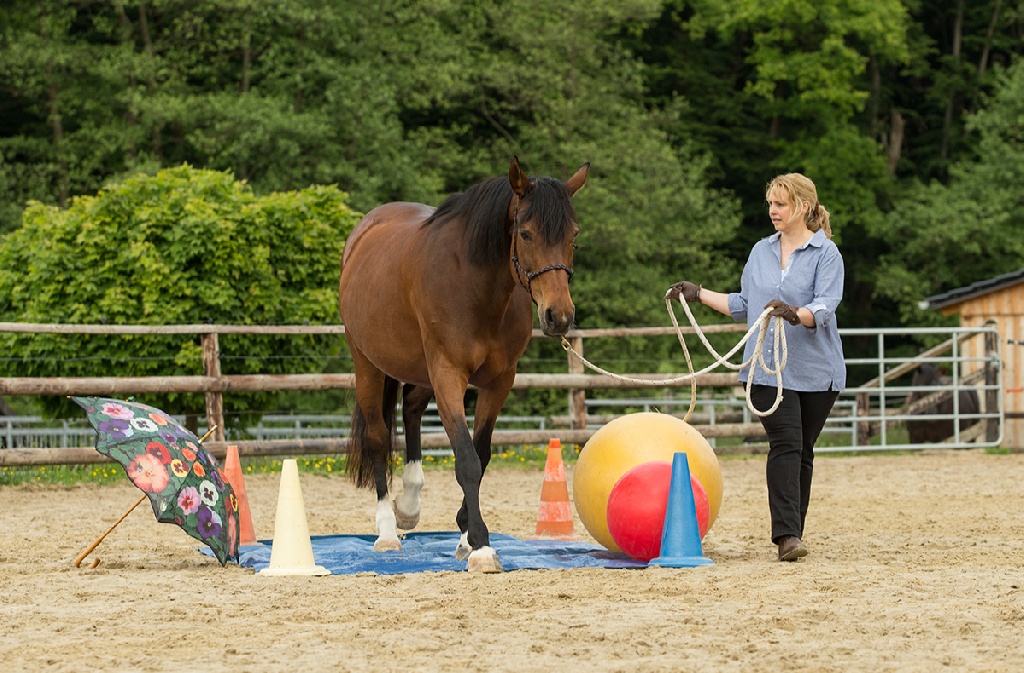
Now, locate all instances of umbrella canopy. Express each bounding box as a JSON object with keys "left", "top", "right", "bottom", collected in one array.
[{"left": 72, "top": 396, "right": 239, "bottom": 565}]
